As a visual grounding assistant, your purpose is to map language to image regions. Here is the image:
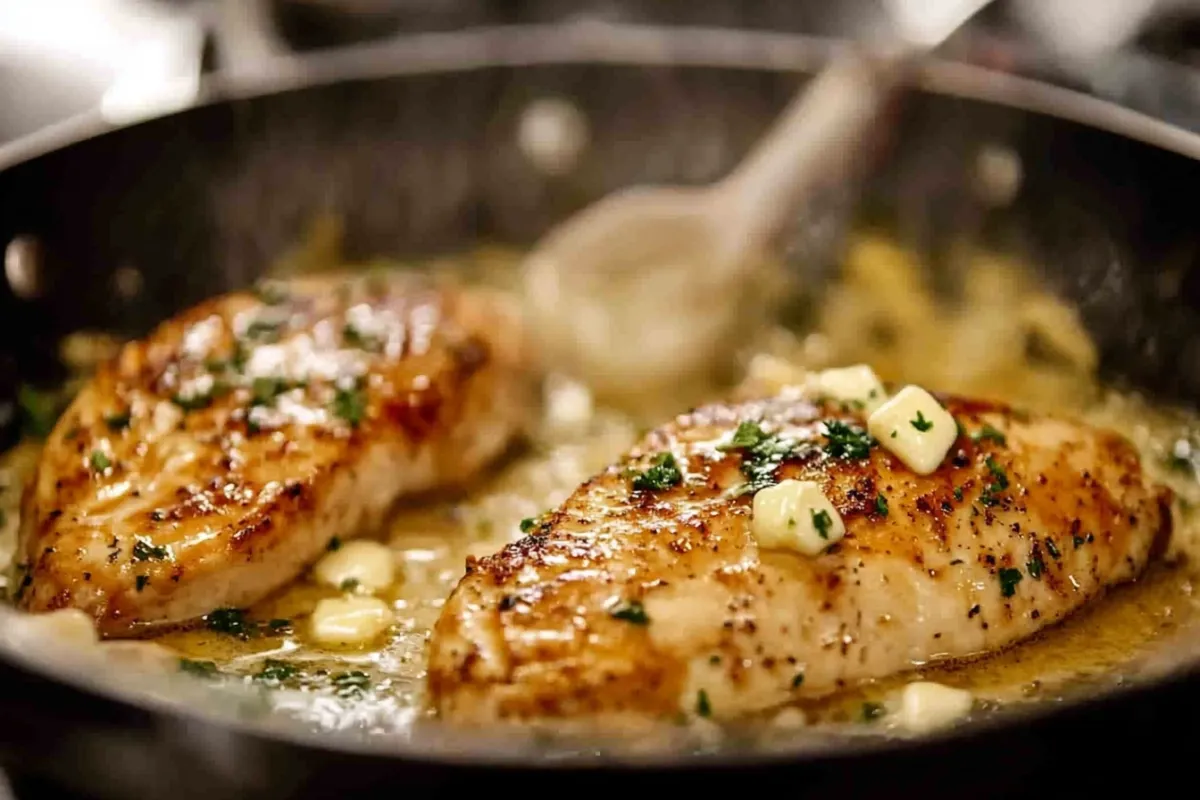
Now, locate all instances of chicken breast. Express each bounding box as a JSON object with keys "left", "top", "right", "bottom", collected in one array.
[
  {"left": 14, "top": 272, "right": 536, "bottom": 636},
  {"left": 429, "top": 391, "right": 1171, "bottom": 725}
]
